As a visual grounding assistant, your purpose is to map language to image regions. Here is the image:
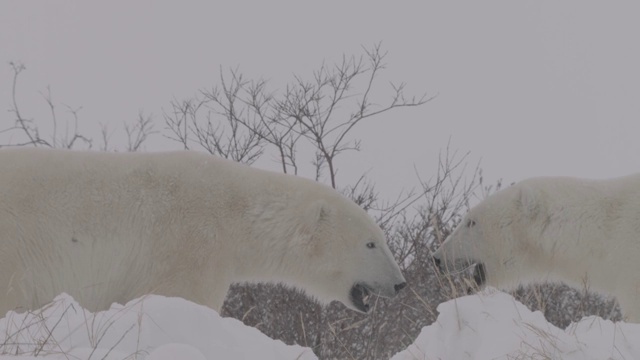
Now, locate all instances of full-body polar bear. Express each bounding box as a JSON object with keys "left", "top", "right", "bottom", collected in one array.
[
  {"left": 0, "top": 148, "right": 406, "bottom": 315},
  {"left": 433, "top": 175, "right": 640, "bottom": 322}
]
